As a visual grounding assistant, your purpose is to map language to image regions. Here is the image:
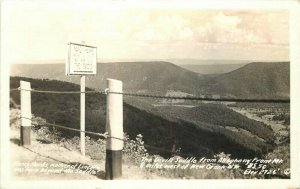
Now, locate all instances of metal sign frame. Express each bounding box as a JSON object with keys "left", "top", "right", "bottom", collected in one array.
[{"left": 66, "top": 42, "right": 97, "bottom": 75}]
